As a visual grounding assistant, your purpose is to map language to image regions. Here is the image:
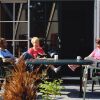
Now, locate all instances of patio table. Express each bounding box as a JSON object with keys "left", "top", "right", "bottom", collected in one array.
[{"left": 26, "top": 58, "right": 93, "bottom": 97}]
